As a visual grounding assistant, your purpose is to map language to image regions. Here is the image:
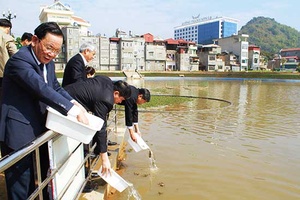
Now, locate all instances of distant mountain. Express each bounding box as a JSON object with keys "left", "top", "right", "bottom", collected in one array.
[{"left": 238, "top": 16, "right": 300, "bottom": 55}]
